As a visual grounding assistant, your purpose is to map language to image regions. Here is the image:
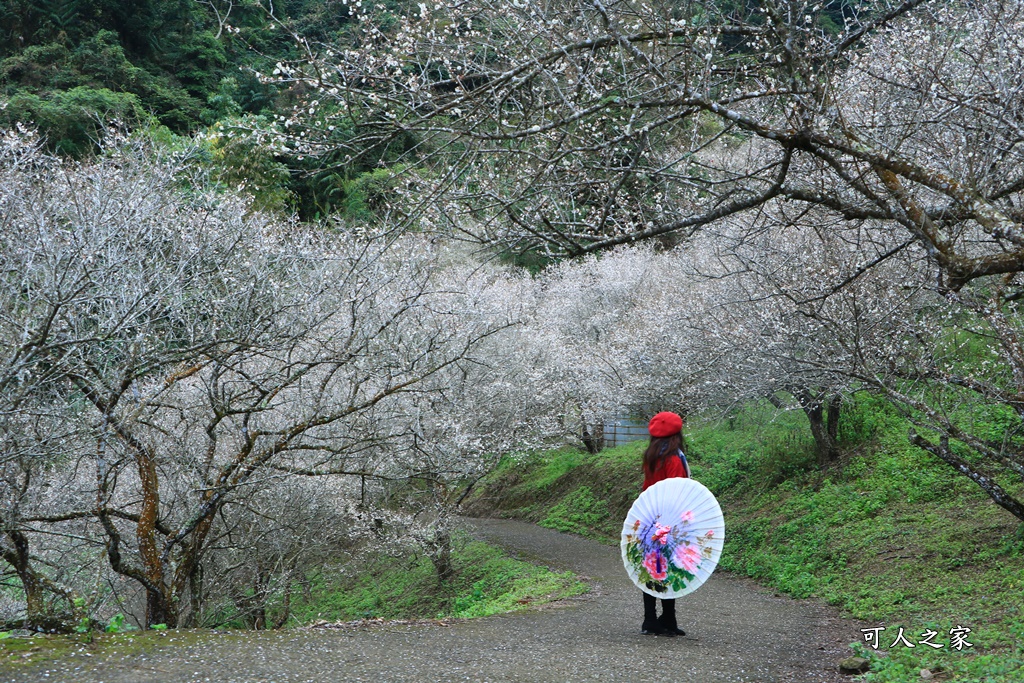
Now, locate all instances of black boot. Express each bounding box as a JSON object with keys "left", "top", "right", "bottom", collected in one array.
[
  {"left": 658, "top": 599, "right": 685, "bottom": 637},
  {"left": 641, "top": 593, "right": 661, "bottom": 635}
]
